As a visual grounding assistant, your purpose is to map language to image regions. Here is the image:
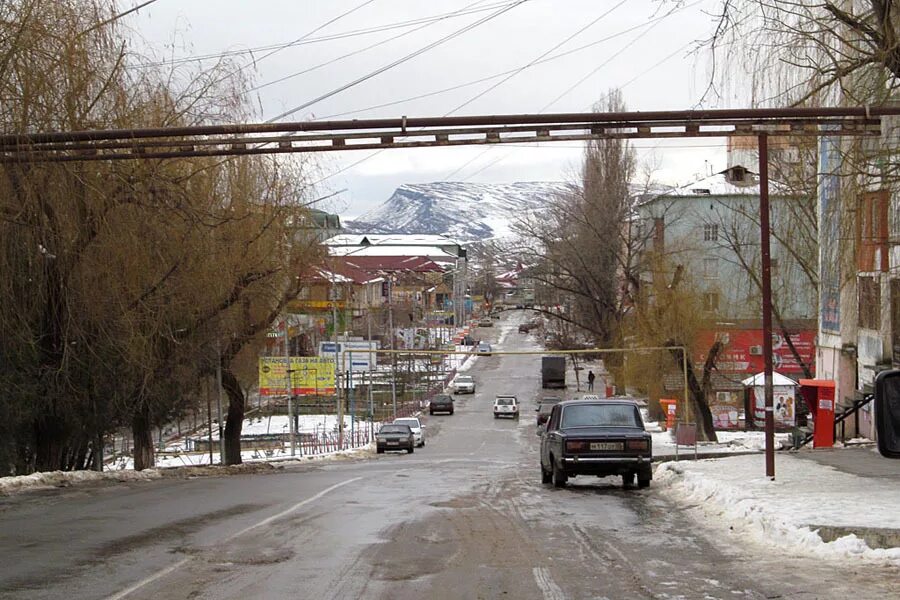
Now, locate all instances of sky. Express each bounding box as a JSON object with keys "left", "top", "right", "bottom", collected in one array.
[{"left": 128, "top": 0, "right": 731, "bottom": 217}]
